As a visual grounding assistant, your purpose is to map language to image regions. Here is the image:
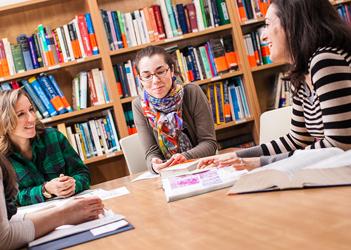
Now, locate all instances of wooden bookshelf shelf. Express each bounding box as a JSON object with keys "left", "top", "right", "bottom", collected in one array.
[
  {"left": 120, "top": 96, "right": 136, "bottom": 104},
  {"left": 251, "top": 62, "right": 287, "bottom": 72},
  {"left": 41, "top": 103, "right": 114, "bottom": 124},
  {"left": 109, "top": 24, "right": 233, "bottom": 57},
  {"left": 84, "top": 150, "right": 123, "bottom": 165},
  {"left": 240, "top": 17, "right": 265, "bottom": 27},
  {"left": 215, "top": 117, "right": 255, "bottom": 131},
  {"left": 0, "top": 55, "right": 101, "bottom": 83},
  {"left": 195, "top": 70, "right": 243, "bottom": 86},
  {"left": 0, "top": 0, "right": 53, "bottom": 14},
  {"left": 331, "top": 0, "right": 351, "bottom": 5}
]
